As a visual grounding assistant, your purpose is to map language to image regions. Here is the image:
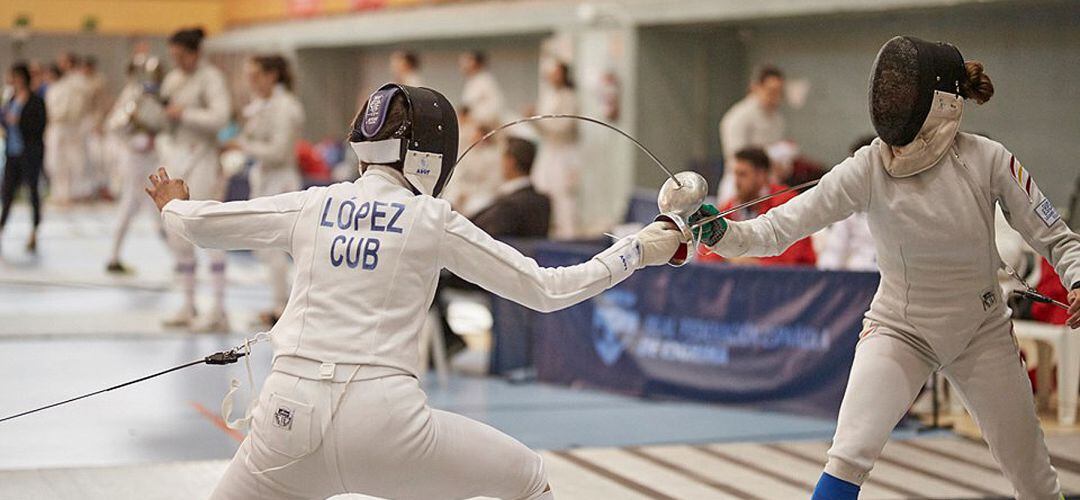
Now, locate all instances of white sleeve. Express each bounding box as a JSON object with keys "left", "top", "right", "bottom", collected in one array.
[
  {"left": 180, "top": 70, "right": 231, "bottom": 134},
  {"left": 992, "top": 146, "right": 1080, "bottom": 290},
  {"left": 161, "top": 189, "right": 309, "bottom": 252},
  {"left": 439, "top": 210, "right": 641, "bottom": 313},
  {"left": 710, "top": 151, "right": 871, "bottom": 258}
]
